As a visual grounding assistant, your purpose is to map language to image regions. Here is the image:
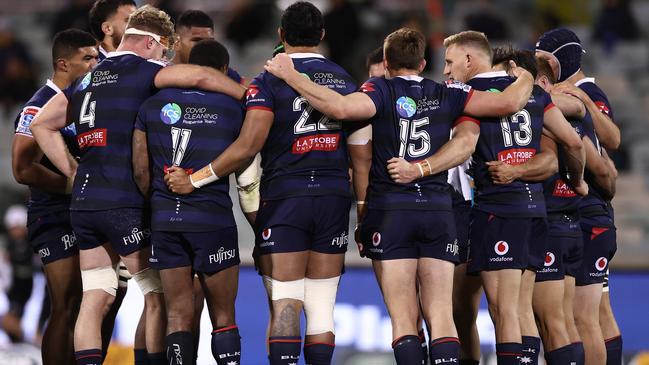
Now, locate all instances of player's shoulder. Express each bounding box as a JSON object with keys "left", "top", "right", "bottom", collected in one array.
[
  {"left": 26, "top": 80, "right": 60, "bottom": 108},
  {"left": 575, "top": 77, "right": 608, "bottom": 98},
  {"left": 467, "top": 71, "right": 513, "bottom": 90}
]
